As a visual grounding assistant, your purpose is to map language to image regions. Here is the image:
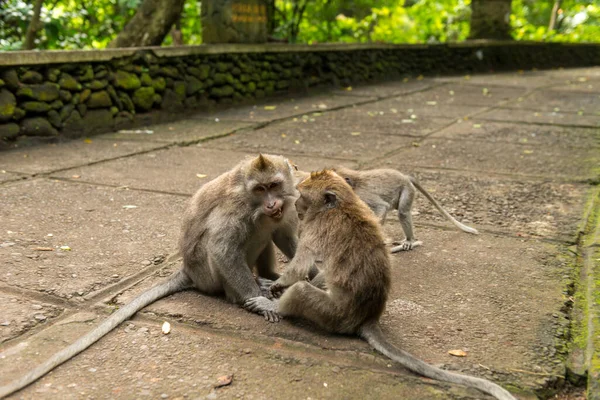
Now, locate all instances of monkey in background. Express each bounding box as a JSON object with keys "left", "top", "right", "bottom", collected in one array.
[
  {"left": 0, "top": 154, "right": 298, "bottom": 398},
  {"left": 246, "top": 170, "right": 515, "bottom": 400}
]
